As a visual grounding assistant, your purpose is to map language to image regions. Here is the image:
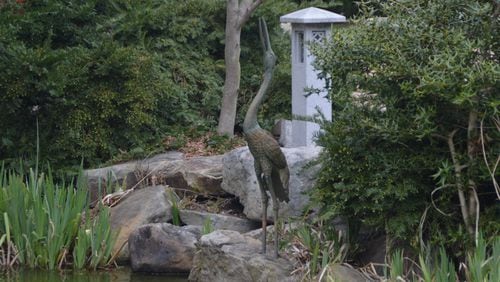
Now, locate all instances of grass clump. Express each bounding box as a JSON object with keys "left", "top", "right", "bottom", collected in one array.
[
  {"left": 0, "top": 164, "right": 116, "bottom": 270},
  {"left": 383, "top": 234, "right": 499, "bottom": 281},
  {"left": 286, "top": 220, "right": 347, "bottom": 279}
]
